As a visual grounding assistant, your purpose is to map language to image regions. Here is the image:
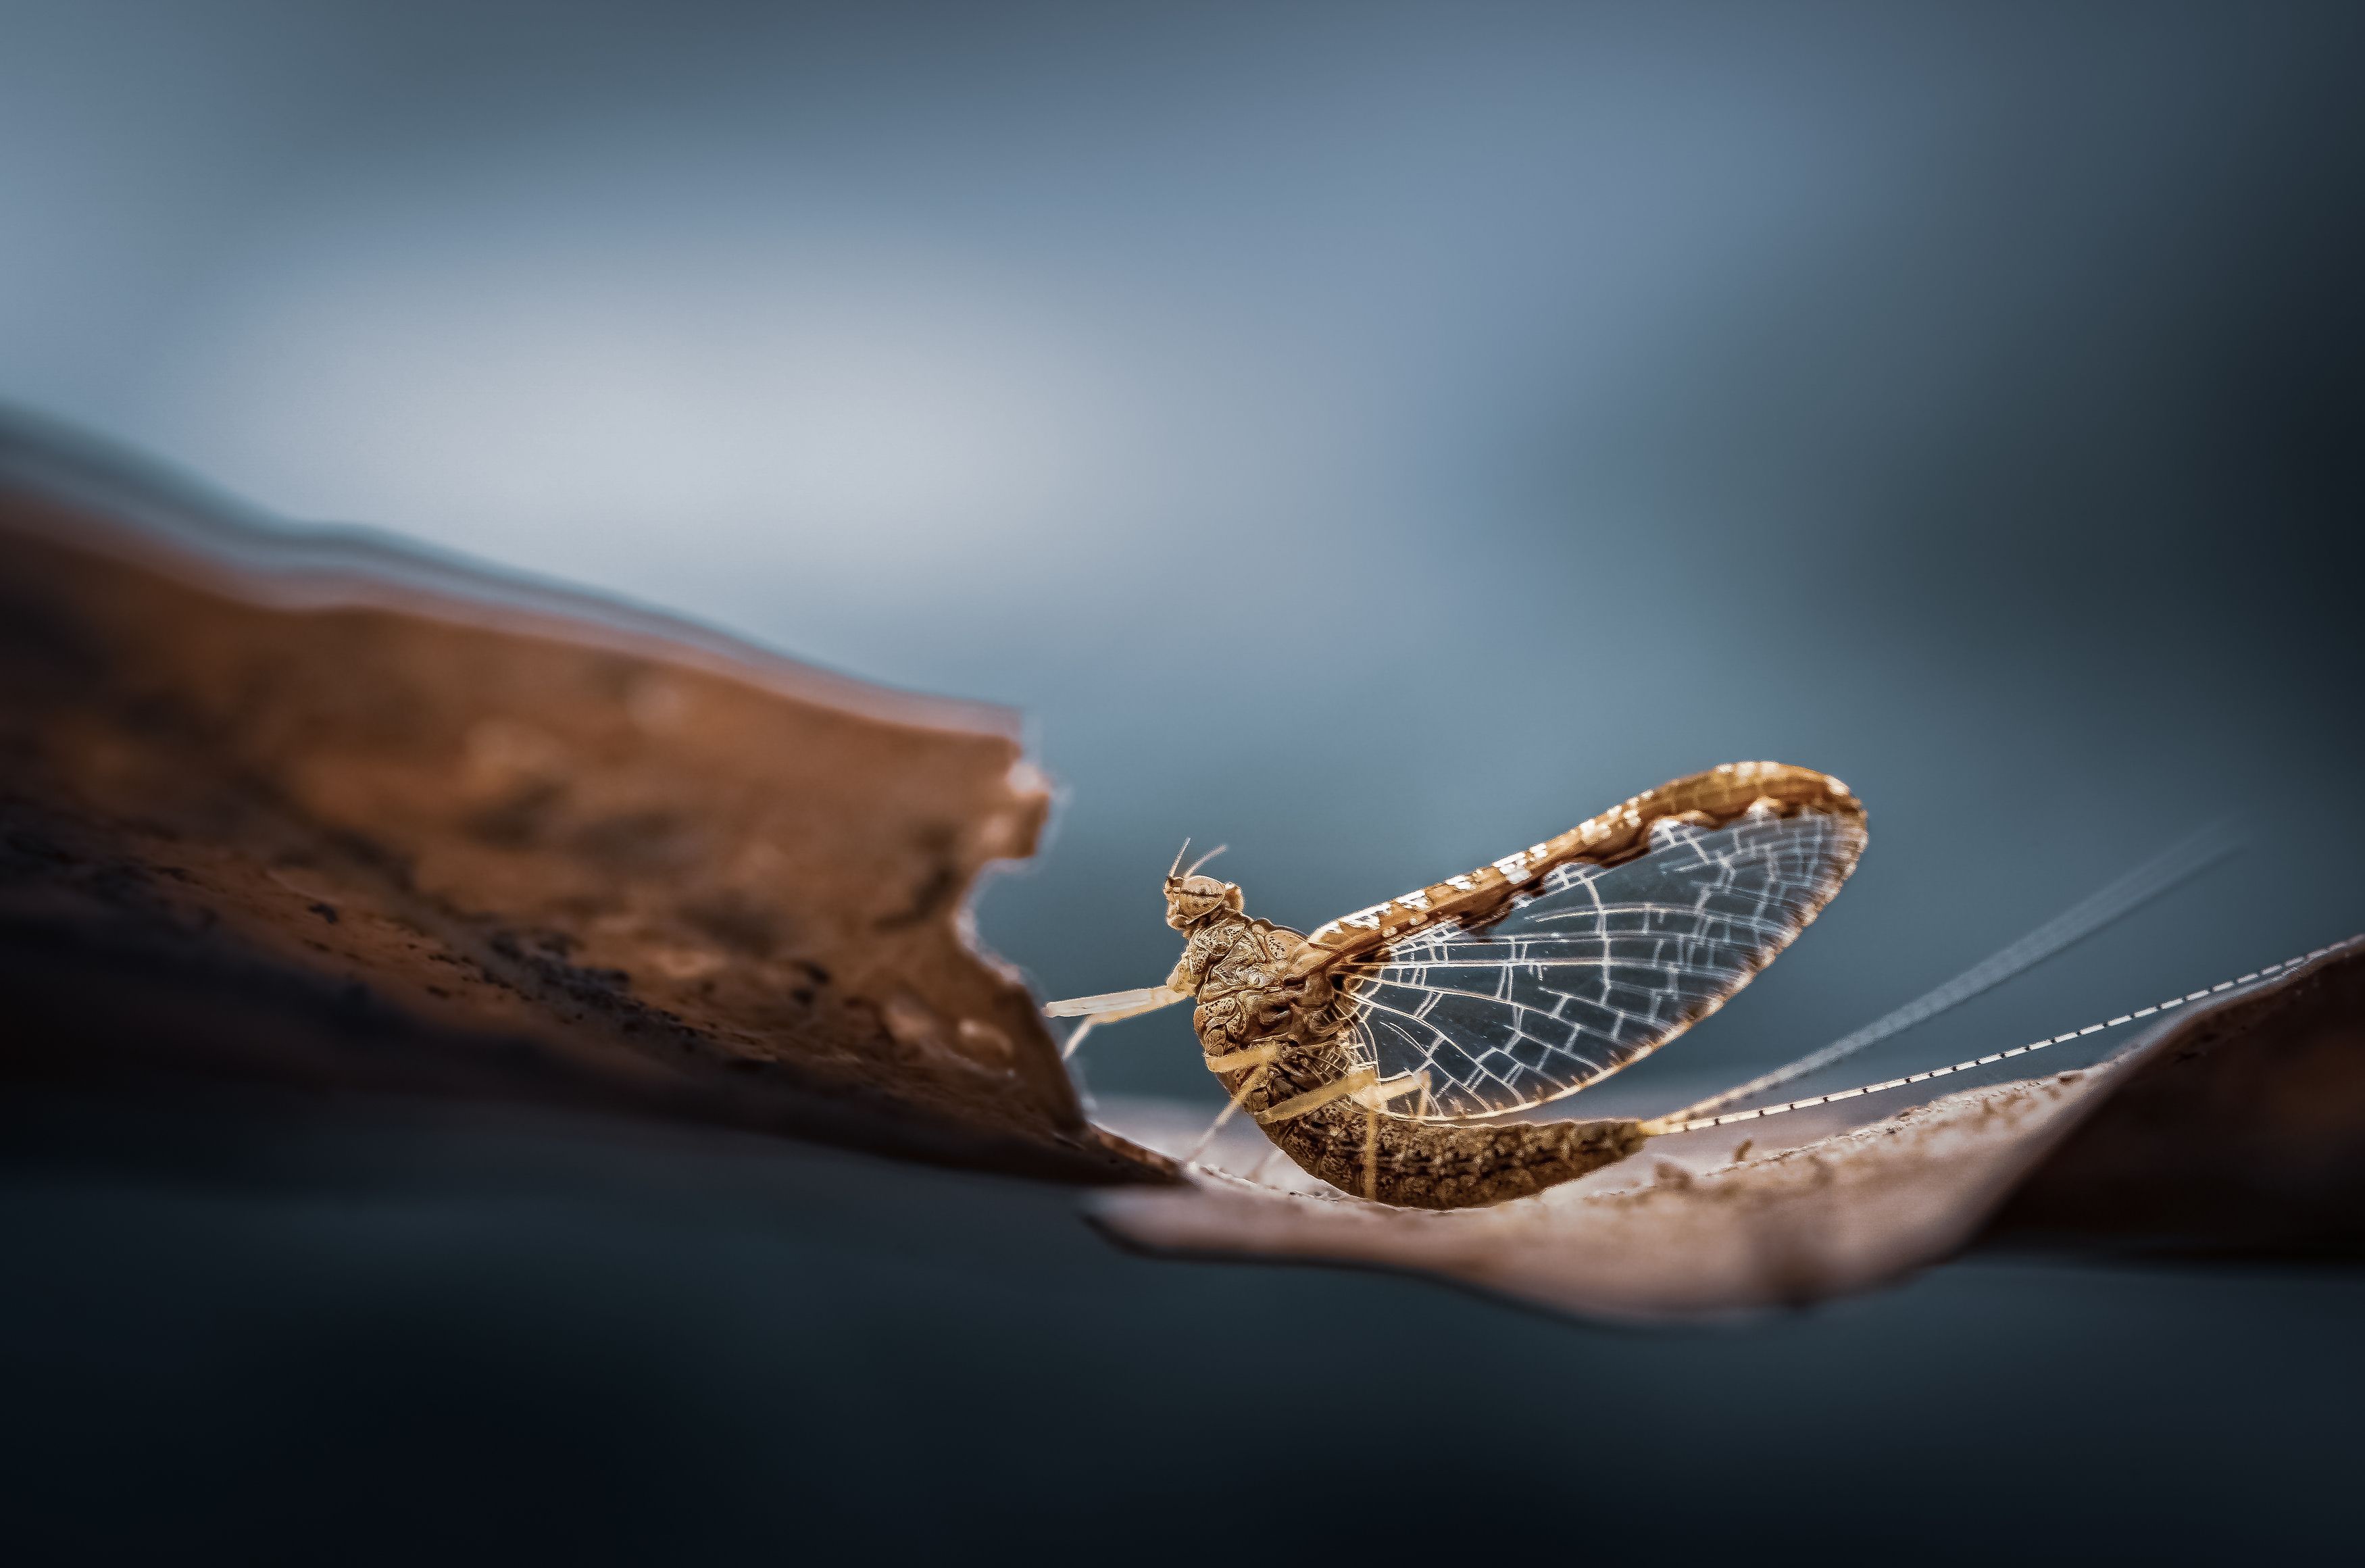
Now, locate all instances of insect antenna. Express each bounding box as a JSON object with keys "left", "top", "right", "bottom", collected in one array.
[
  {"left": 1168, "top": 838, "right": 1191, "bottom": 882},
  {"left": 1658, "top": 817, "right": 2243, "bottom": 1126},
  {"left": 1184, "top": 843, "right": 1229, "bottom": 878}
]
